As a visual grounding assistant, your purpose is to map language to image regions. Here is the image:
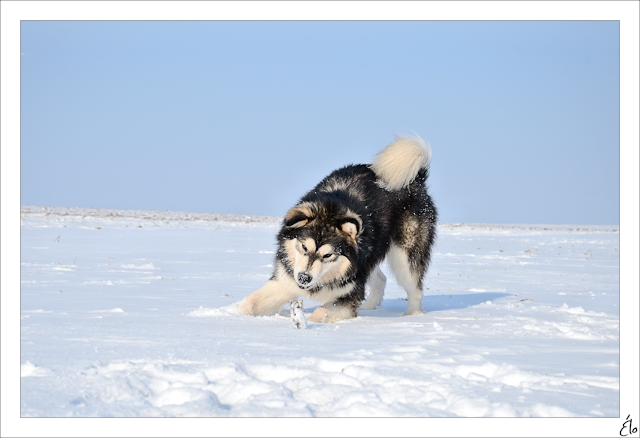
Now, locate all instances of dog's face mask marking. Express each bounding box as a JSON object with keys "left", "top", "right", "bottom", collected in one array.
[
  {"left": 282, "top": 203, "right": 363, "bottom": 290},
  {"left": 283, "top": 237, "right": 351, "bottom": 290}
]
